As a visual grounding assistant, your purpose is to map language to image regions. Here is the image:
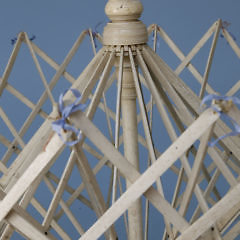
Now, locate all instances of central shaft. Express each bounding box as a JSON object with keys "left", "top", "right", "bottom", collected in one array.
[
  {"left": 103, "top": 1, "right": 148, "bottom": 239},
  {"left": 119, "top": 57, "right": 143, "bottom": 240}
]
